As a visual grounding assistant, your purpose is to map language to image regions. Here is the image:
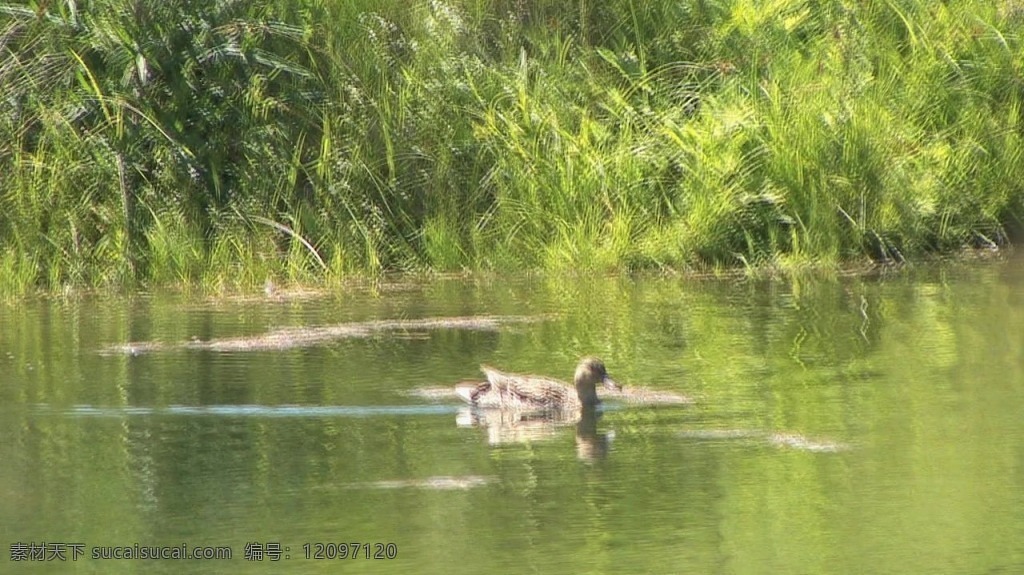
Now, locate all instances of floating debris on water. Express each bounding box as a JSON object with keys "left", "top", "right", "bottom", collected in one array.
[
  {"left": 603, "top": 386, "right": 694, "bottom": 406},
  {"left": 345, "top": 475, "right": 495, "bottom": 490},
  {"left": 407, "top": 386, "right": 462, "bottom": 401},
  {"left": 98, "top": 314, "right": 553, "bottom": 355},
  {"left": 679, "top": 429, "right": 851, "bottom": 453},
  {"left": 197, "top": 315, "right": 550, "bottom": 351},
  {"left": 767, "top": 433, "right": 851, "bottom": 453},
  {"left": 98, "top": 341, "right": 171, "bottom": 356},
  {"left": 678, "top": 429, "right": 762, "bottom": 440}
]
